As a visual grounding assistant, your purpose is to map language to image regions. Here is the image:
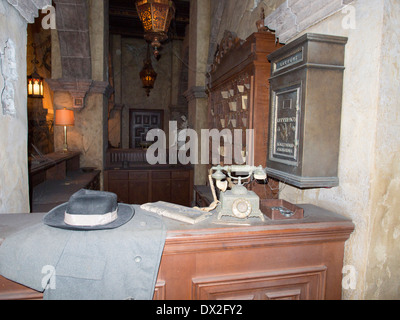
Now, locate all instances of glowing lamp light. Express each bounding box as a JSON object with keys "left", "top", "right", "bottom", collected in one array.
[
  {"left": 140, "top": 44, "right": 158, "bottom": 96},
  {"left": 55, "top": 108, "right": 75, "bottom": 153},
  {"left": 27, "top": 71, "right": 44, "bottom": 98},
  {"left": 27, "top": 42, "right": 44, "bottom": 99},
  {"left": 136, "top": 0, "right": 176, "bottom": 57}
]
